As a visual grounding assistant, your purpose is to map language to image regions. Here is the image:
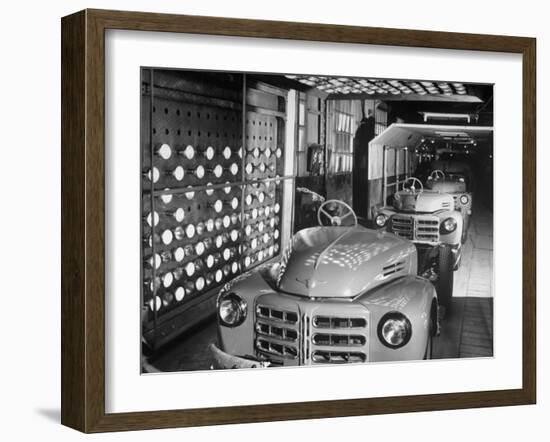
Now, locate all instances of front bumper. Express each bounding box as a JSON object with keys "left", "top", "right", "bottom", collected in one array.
[{"left": 210, "top": 343, "right": 271, "bottom": 369}]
